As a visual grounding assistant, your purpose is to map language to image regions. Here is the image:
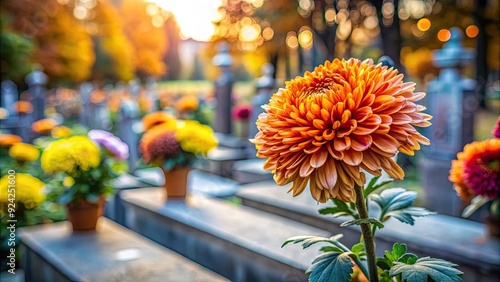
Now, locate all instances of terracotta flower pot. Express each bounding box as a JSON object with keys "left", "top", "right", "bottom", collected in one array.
[
  {"left": 66, "top": 197, "right": 105, "bottom": 231},
  {"left": 162, "top": 166, "right": 190, "bottom": 199}
]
